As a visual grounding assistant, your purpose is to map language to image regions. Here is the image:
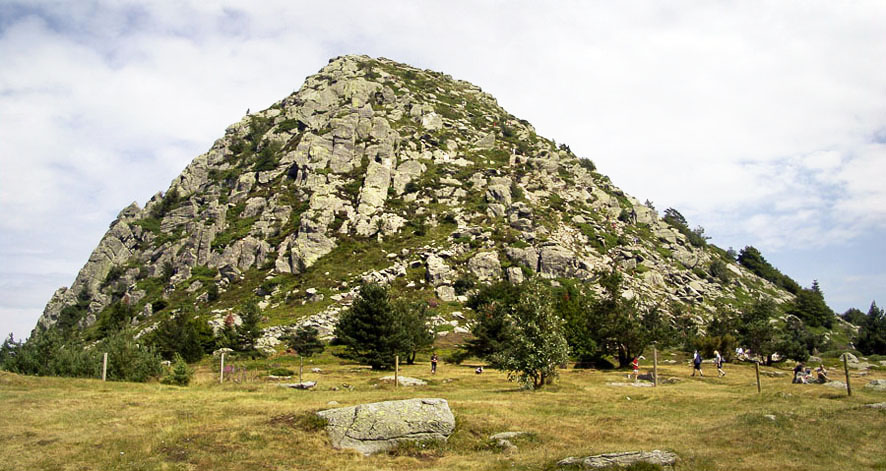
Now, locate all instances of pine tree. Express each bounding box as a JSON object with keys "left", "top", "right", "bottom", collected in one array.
[
  {"left": 334, "top": 283, "right": 409, "bottom": 370},
  {"left": 395, "top": 300, "right": 435, "bottom": 364},
  {"left": 857, "top": 301, "right": 886, "bottom": 355}
]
